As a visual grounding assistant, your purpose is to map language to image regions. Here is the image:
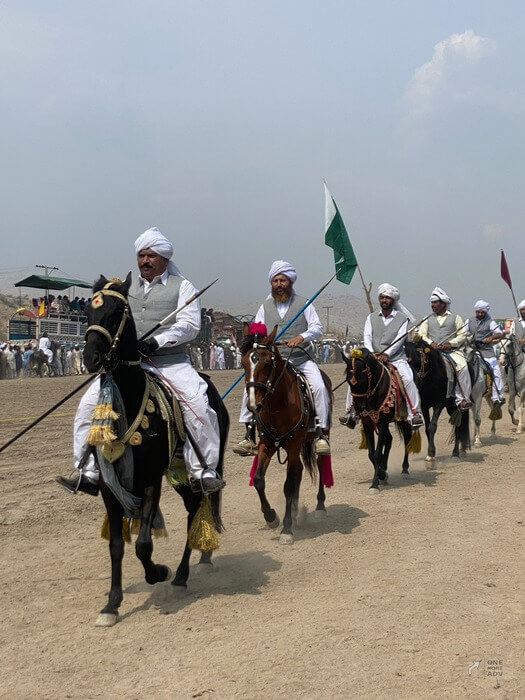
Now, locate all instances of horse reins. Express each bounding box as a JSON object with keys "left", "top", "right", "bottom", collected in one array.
[{"left": 85, "top": 284, "right": 140, "bottom": 368}]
